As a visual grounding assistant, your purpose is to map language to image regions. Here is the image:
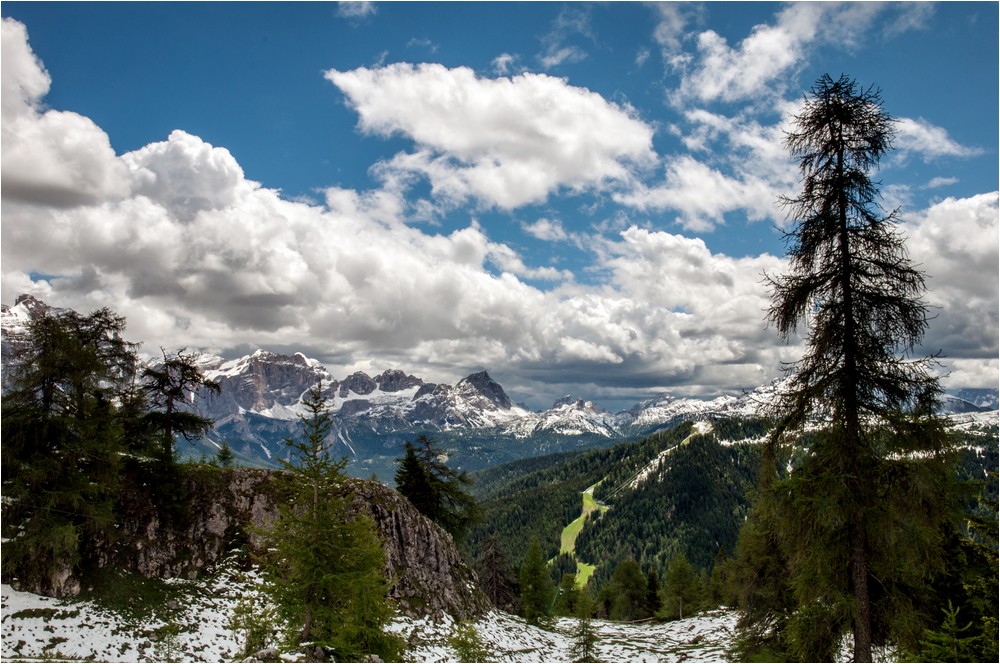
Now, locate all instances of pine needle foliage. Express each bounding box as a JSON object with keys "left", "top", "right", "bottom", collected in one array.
[
  {"left": 395, "top": 435, "right": 479, "bottom": 540},
  {"left": 254, "top": 382, "right": 403, "bottom": 661},
  {"left": 735, "top": 74, "right": 960, "bottom": 663},
  {"left": 1, "top": 307, "right": 139, "bottom": 594}
]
